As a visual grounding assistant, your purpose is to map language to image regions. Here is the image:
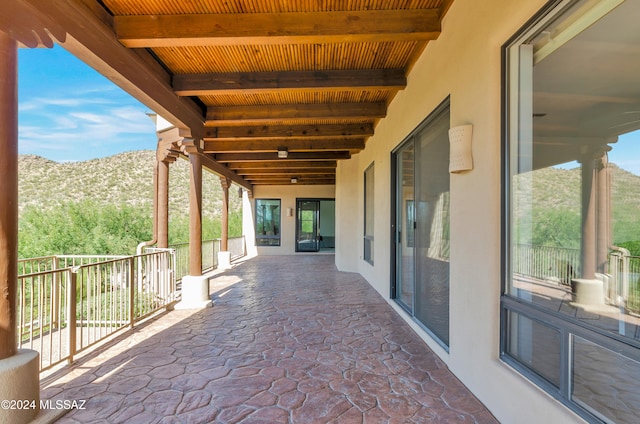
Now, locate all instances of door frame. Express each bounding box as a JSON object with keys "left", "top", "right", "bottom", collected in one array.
[{"left": 295, "top": 197, "right": 335, "bottom": 253}]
